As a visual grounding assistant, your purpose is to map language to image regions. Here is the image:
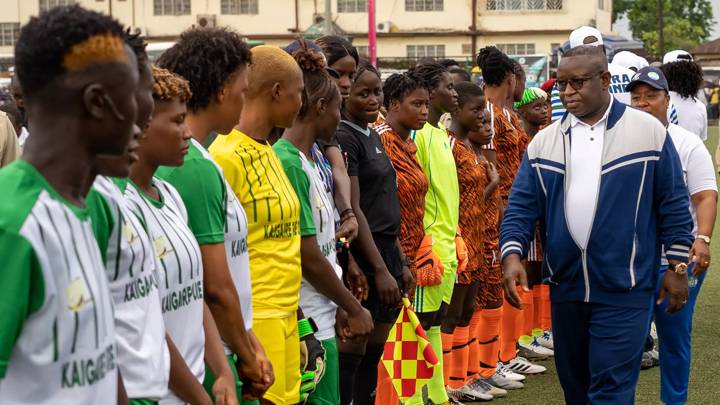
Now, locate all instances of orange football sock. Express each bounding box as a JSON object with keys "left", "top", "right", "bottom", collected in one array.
[
  {"left": 466, "top": 309, "right": 482, "bottom": 381},
  {"left": 449, "top": 326, "right": 470, "bottom": 389},
  {"left": 500, "top": 299, "right": 522, "bottom": 362},
  {"left": 442, "top": 332, "right": 454, "bottom": 387},
  {"left": 478, "top": 307, "right": 502, "bottom": 378},
  {"left": 521, "top": 289, "right": 534, "bottom": 336},
  {"left": 533, "top": 286, "right": 543, "bottom": 330},
  {"left": 541, "top": 284, "right": 552, "bottom": 331}
]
